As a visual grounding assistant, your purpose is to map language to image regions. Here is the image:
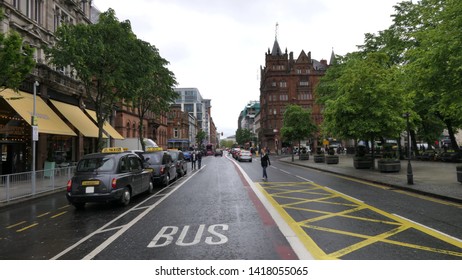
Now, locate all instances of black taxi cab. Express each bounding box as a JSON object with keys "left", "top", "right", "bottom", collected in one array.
[
  {"left": 142, "top": 147, "right": 177, "bottom": 187},
  {"left": 66, "top": 147, "right": 153, "bottom": 209},
  {"left": 167, "top": 149, "right": 188, "bottom": 178}
]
